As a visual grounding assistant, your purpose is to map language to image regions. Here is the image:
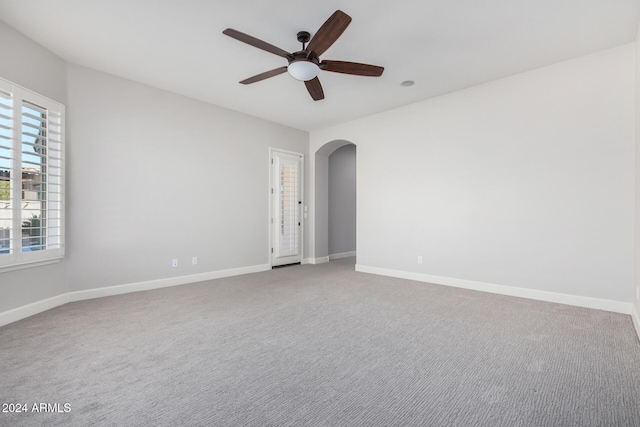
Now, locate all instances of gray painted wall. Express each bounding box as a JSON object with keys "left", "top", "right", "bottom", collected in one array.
[
  {"left": 0, "top": 21, "right": 67, "bottom": 104},
  {"left": 0, "top": 20, "right": 309, "bottom": 313},
  {"left": 328, "top": 144, "right": 356, "bottom": 256},
  {"left": 65, "top": 64, "right": 309, "bottom": 292},
  {"left": 634, "top": 23, "right": 640, "bottom": 320},
  {"left": 312, "top": 44, "right": 634, "bottom": 303},
  {"left": 0, "top": 21, "right": 69, "bottom": 312}
]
